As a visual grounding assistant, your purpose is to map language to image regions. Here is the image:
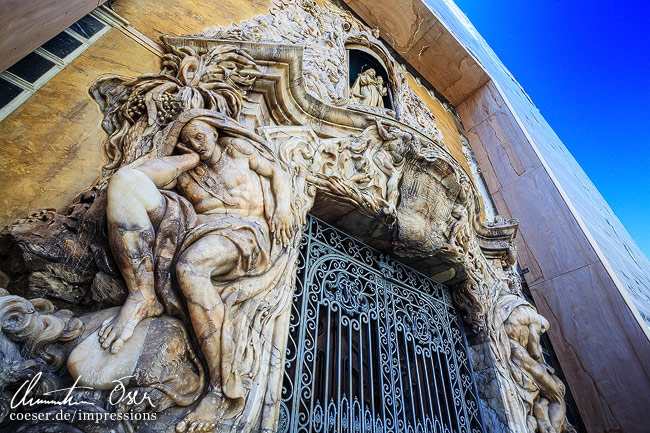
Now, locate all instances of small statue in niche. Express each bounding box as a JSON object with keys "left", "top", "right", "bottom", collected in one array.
[{"left": 349, "top": 68, "right": 388, "bottom": 107}]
